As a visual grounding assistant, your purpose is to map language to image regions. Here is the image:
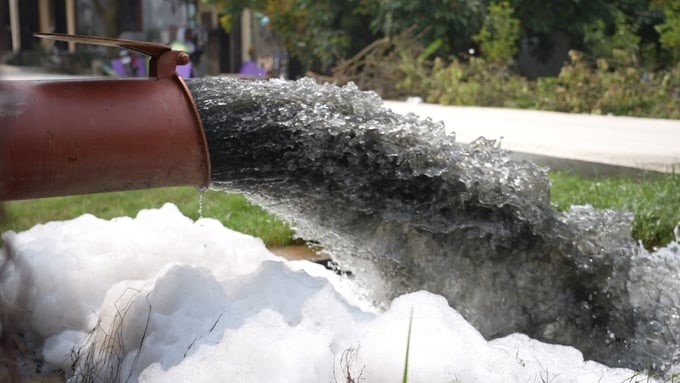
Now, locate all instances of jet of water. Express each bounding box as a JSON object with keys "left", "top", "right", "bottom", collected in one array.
[{"left": 187, "top": 76, "right": 680, "bottom": 374}]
